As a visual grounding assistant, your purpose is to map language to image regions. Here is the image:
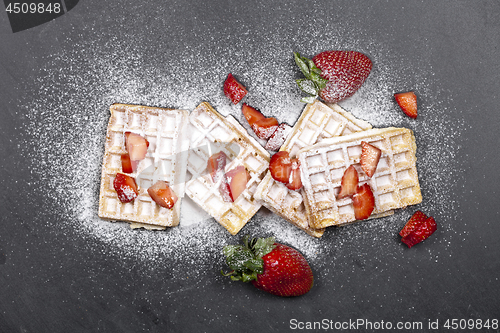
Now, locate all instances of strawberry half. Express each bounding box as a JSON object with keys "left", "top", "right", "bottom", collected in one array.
[
  {"left": 223, "top": 235, "right": 314, "bottom": 297},
  {"left": 294, "top": 51, "right": 372, "bottom": 103},
  {"left": 360, "top": 141, "right": 381, "bottom": 178},
  {"left": 286, "top": 159, "right": 302, "bottom": 191},
  {"left": 113, "top": 173, "right": 138, "bottom": 203},
  {"left": 147, "top": 180, "right": 178, "bottom": 209},
  {"left": 400, "top": 212, "right": 437, "bottom": 248},
  {"left": 269, "top": 151, "right": 292, "bottom": 184},
  {"left": 207, "top": 151, "right": 227, "bottom": 183},
  {"left": 337, "top": 165, "right": 359, "bottom": 199},
  {"left": 224, "top": 73, "right": 248, "bottom": 104},
  {"left": 395, "top": 91, "right": 417, "bottom": 118},
  {"left": 352, "top": 183, "right": 375, "bottom": 220}
]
